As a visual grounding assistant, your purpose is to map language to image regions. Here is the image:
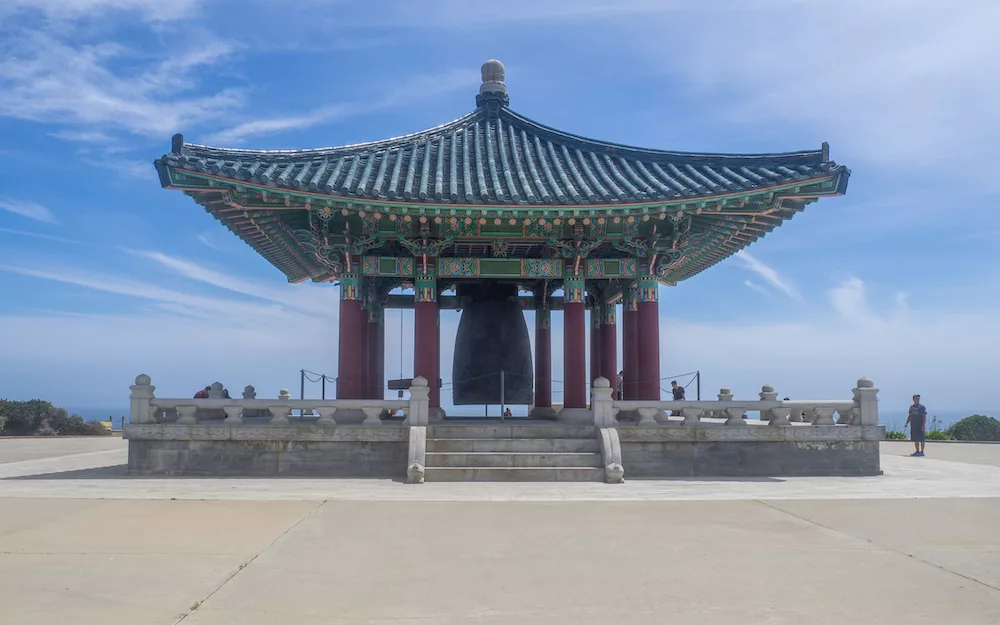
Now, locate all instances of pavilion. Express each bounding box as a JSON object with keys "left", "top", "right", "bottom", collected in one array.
[{"left": 154, "top": 60, "right": 850, "bottom": 422}]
